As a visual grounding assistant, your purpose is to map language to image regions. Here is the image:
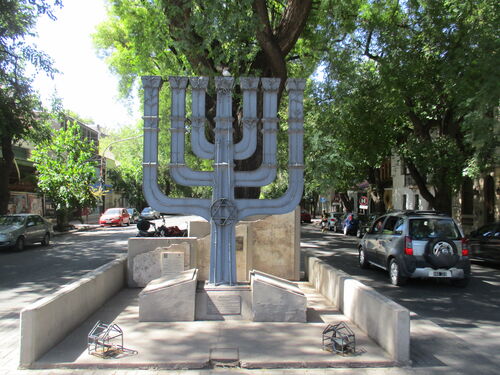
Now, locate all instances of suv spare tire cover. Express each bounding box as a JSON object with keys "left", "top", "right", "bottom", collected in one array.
[
  {"left": 424, "top": 237, "right": 459, "bottom": 268},
  {"left": 137, "top": 219, "right": 151, "bottom": 231}
]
